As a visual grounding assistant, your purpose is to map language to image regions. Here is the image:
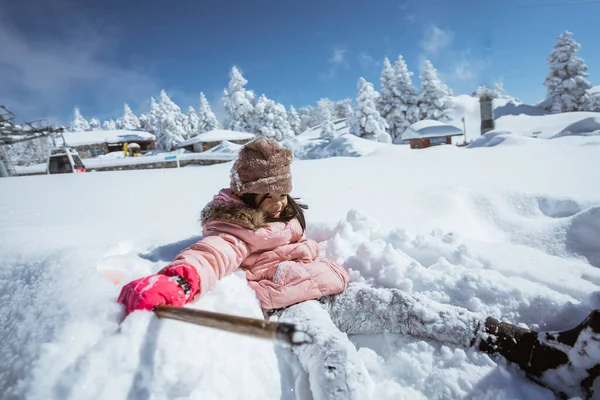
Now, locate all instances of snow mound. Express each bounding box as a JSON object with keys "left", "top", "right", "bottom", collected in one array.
[
  {"left": 565, "top": 206, "right": 600, "bottom": 268},
  {"left": 467, "top": 131, "right": 539, "bottom": 148},
  {"left": 495, "top": 111, "right": 600, "bottom": 138},
  {"left": 552, "top": 116, "right": 600, "bottom": 138},
  {"left": 287, "top": 134, "right": 386, "bottom": 160}
]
